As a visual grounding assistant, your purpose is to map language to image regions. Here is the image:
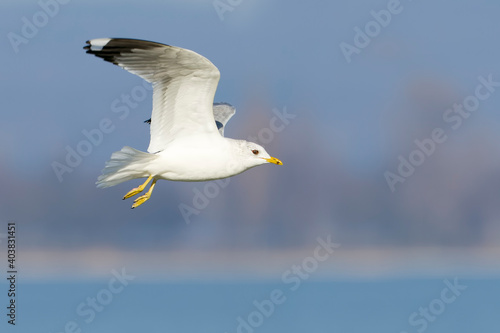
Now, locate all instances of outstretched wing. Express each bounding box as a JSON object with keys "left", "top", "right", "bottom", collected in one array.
[
  {"left": 213, "top": 103, "right": 236, "bottom": 136},
  {"left": 144, "top": 102, "right": 236, "bottom": 137},
  {"left": 85, "top": 38, "right": 221, "bottom": 153}
]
